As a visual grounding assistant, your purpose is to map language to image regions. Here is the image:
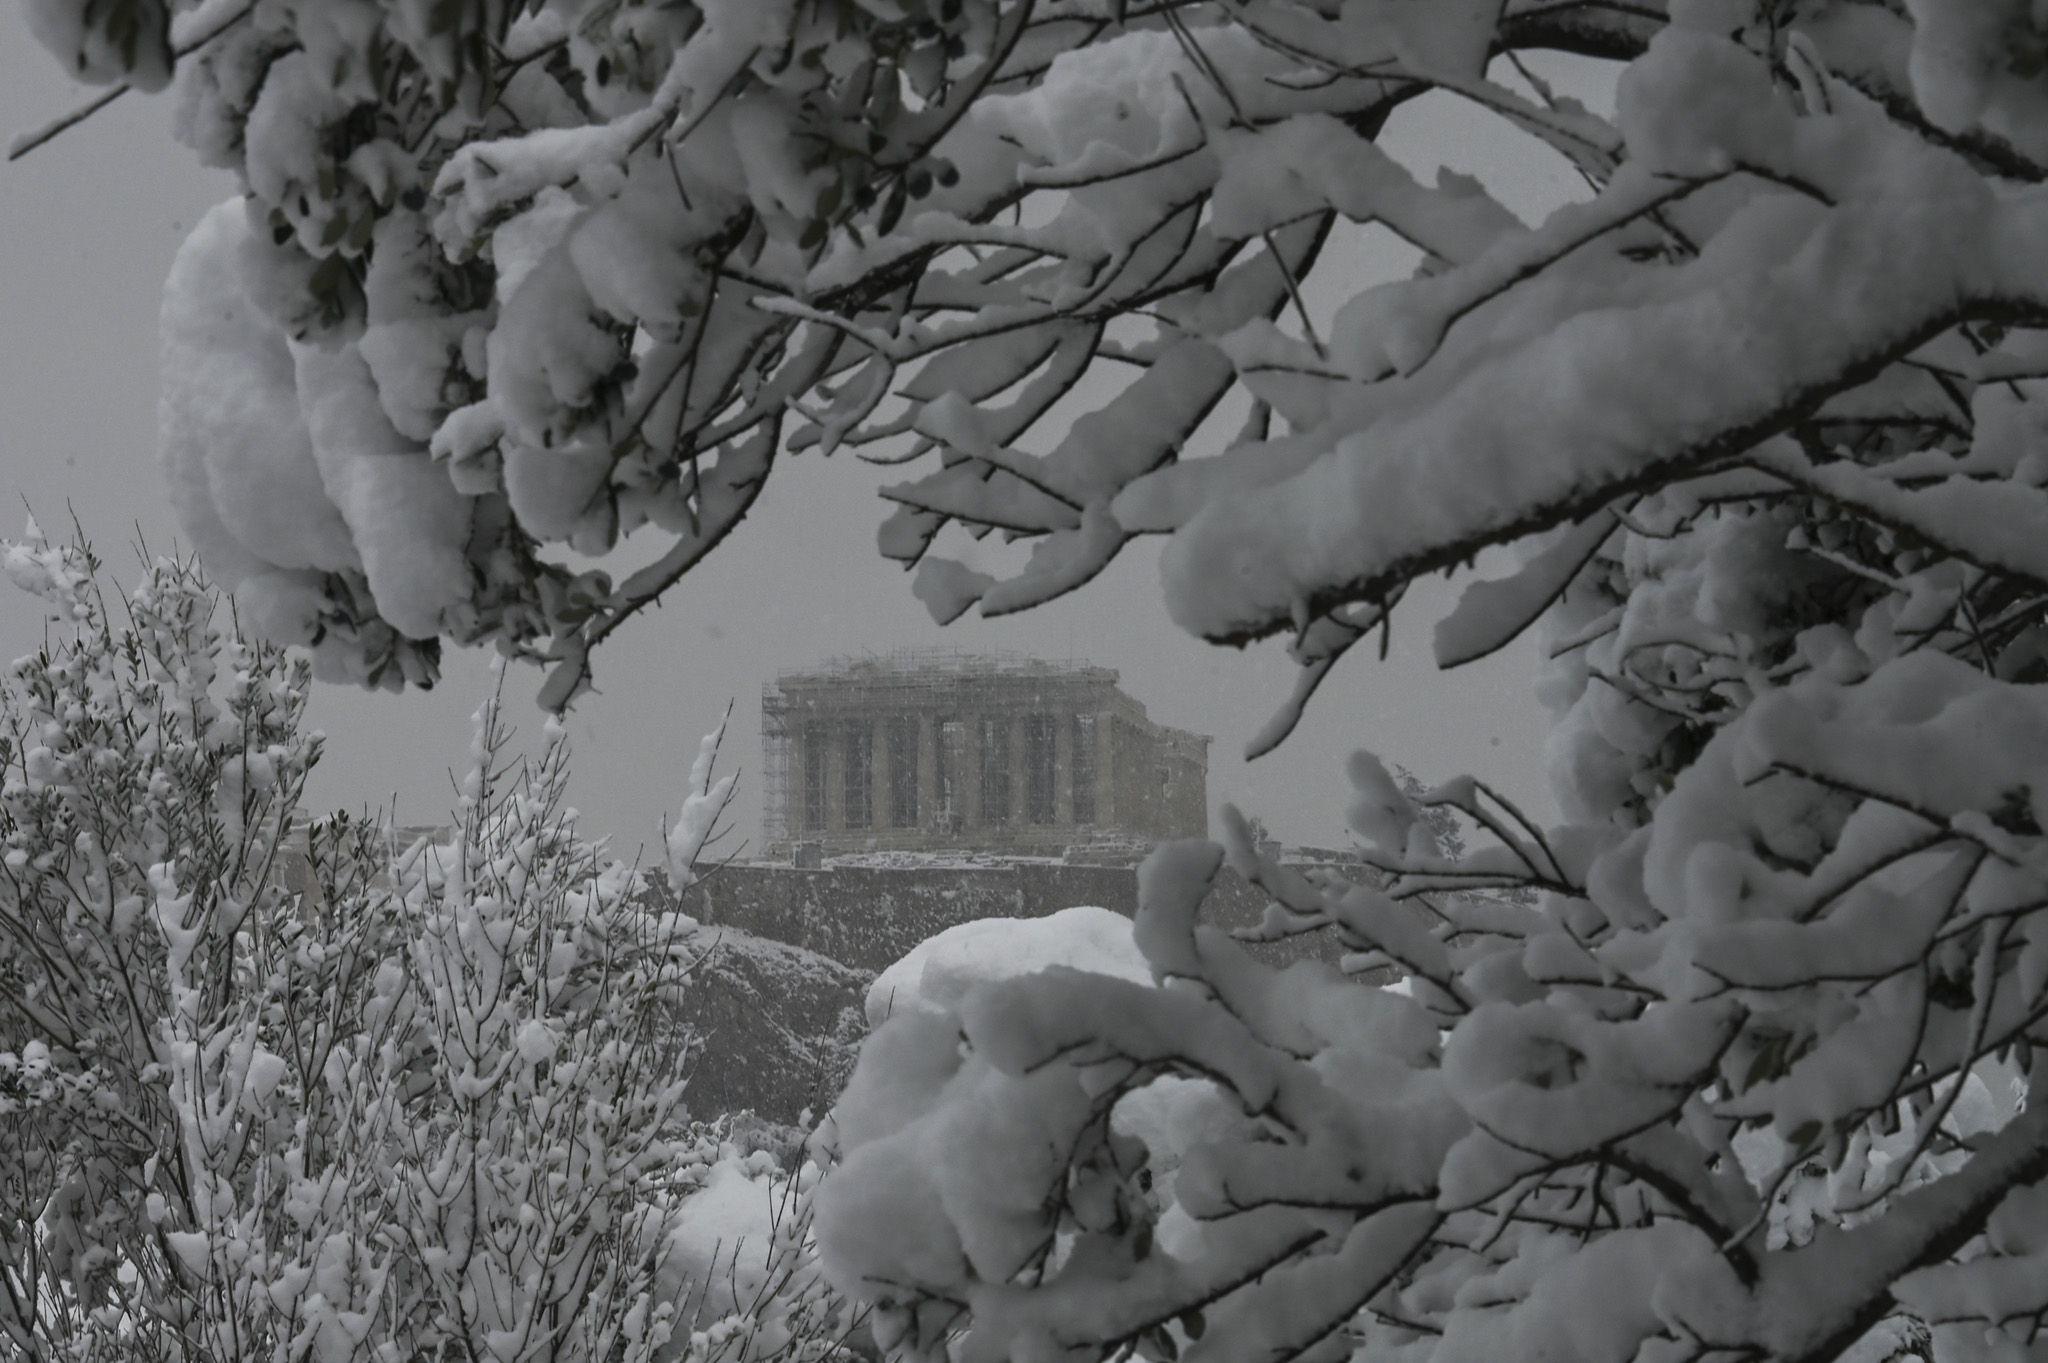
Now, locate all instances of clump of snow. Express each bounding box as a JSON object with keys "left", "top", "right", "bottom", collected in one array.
[
  {"left": 161, "top": 203, "right": 360, "bottom": 581},
  {"left": 658, "top": 1150, "right": 790, "bottom": 1327},
  {"left": 160, "top": 200, "right": 475, "bottom": 649},
  {"left": 1905, "top": 0, "right": 2048, "bottom": 159},
  {"left": 158, "top": 202, "right": 364, "bottom": 648},
  {"left": 666, "top": 711, "right": 737, "bottom": 891},
  {"left": 22, "top": 0, "right": 173, "bottom": 91},
  {"left": 293, "top": 344, "right": 472, "bottom": 640},
  {"left": 865, "top": 905, "right": 1150, "bottom": 1026},
  {"left": 1, "top": 519, "right": 91, "bottom": 606}
]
